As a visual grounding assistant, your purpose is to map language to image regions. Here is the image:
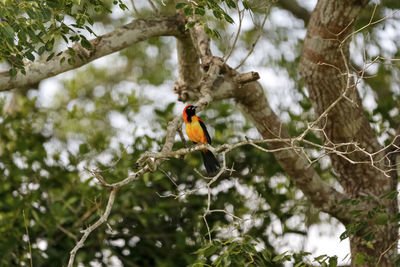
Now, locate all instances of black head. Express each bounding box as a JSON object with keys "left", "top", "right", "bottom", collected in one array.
[{"left": 184, "top": 105, "right": 196, "bottom": 117}]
